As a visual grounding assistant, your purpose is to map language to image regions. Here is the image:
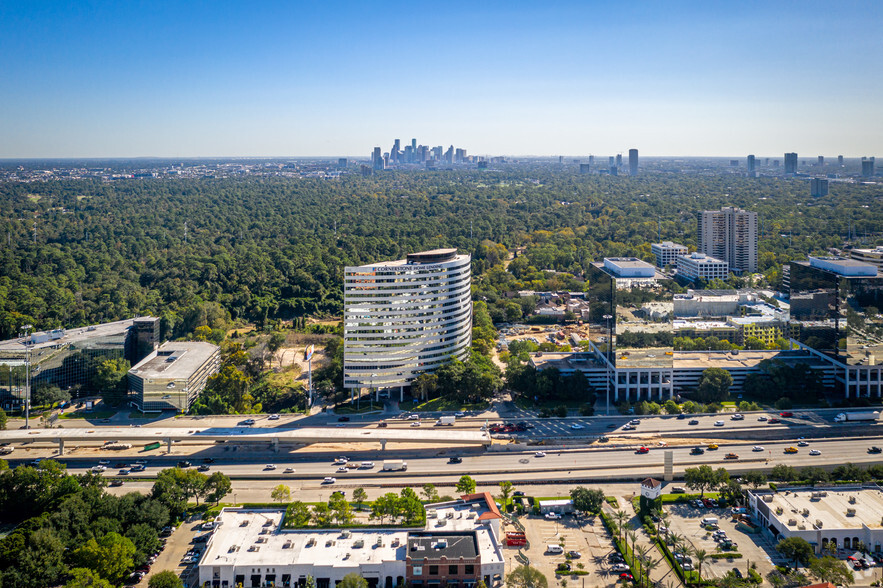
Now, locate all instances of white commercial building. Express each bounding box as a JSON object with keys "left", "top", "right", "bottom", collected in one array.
[
  {"left": 197, "top": 493, "right": 504, "bottom": 588},
  {"left": 676, "top": 253, "right": 729, "bottom": 282},
  {"left": 127, "top": 341, "right": 220, "bottom": 412},
  {"left": 748, "top": 486, "right": 883, "bottom": 555},
  {"left": 651, "top": 242, "right": 688, "bottom": 268},
  {"left": 343, "top": 249, "right": 472, "bottom": 397}
]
